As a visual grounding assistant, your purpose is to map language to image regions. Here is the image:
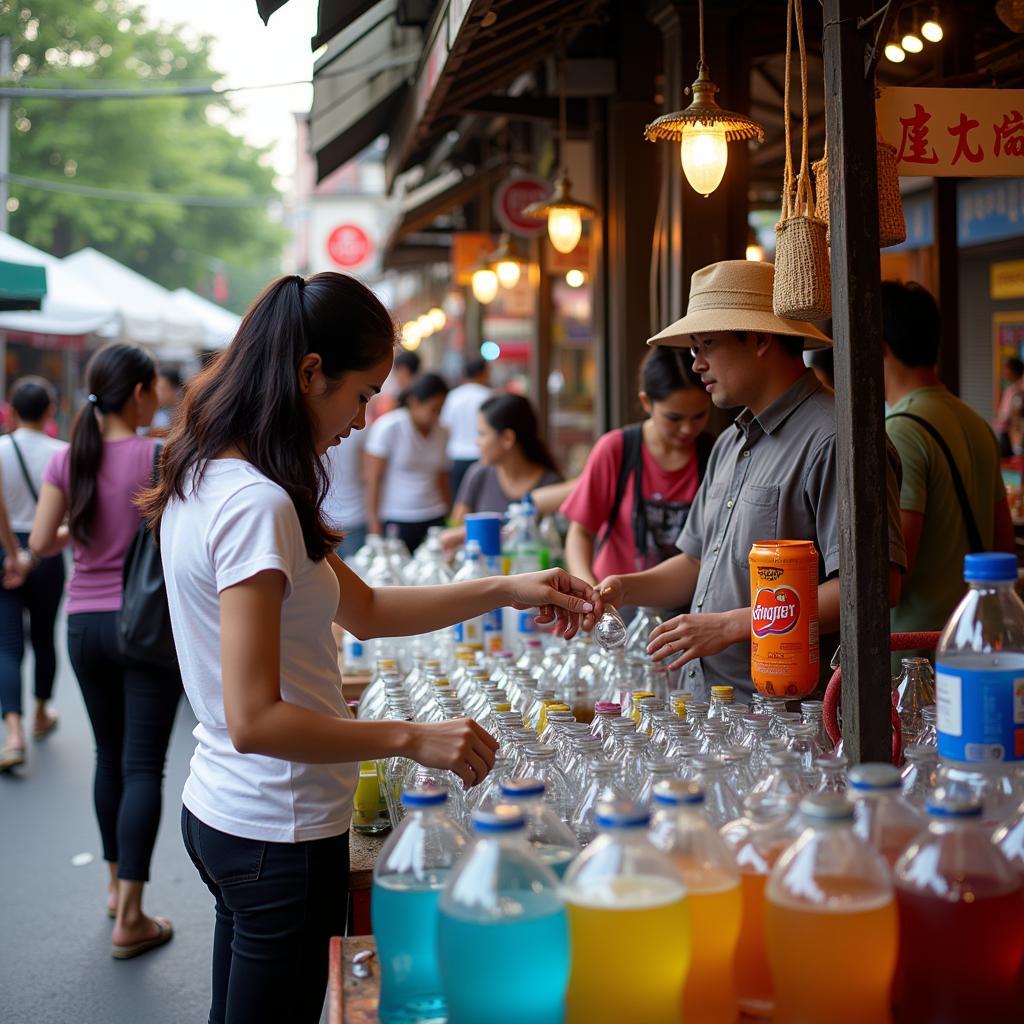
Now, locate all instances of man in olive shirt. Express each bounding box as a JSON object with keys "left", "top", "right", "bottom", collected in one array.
[
  {"left": 598, "top": 260, "right": 907, "bottom": 696},
  {"left": 882, "top": 280, "right": 1015, "bottom": 634}
]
